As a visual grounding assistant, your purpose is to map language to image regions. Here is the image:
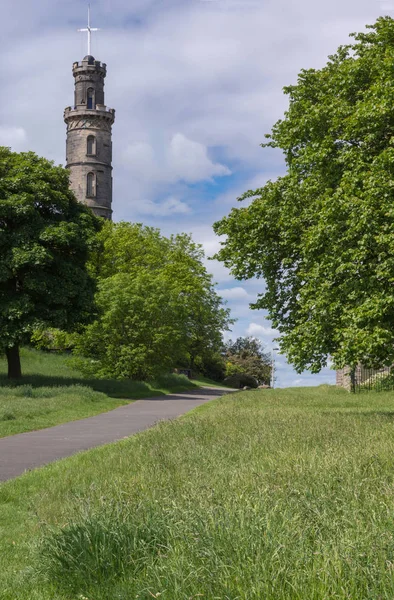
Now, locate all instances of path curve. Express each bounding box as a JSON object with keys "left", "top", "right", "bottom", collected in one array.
[{"left": 0, "top": 387, "right": 232, "bottom": 482}]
